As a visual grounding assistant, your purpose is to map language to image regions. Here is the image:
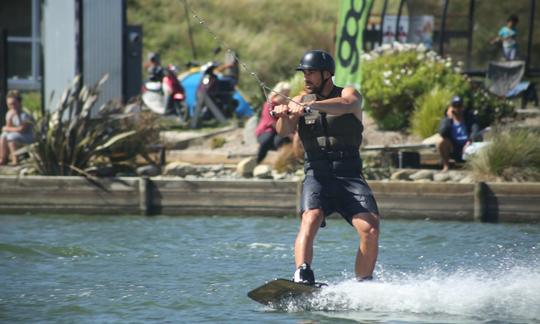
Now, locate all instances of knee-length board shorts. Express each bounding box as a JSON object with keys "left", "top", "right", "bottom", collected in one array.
[{"left": 300, "top": 158, "right": 380, "bottom": 227}]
